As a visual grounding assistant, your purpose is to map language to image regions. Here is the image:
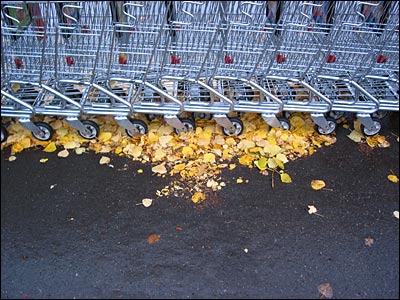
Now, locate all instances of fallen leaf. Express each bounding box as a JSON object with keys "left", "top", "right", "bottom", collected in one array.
[
  {"left": 43, "top": 142, "right": 57, "bottom": 153},
  {"left": 364, "top": 237, "right": 374, "bottom": 247},
  {"left": 347, "top": 130, "right": 363, "bottom": 143},
  {"left": 39, "top": 158, "right": 48, "bottom": 163},
  {"left": 308, "top": 205, "right": 317, "bottom": 215},
  {"left": 141, "top": 198, "right": 153, "bottom": 207},
  {"left": 244, "top": 248, "right": 249, "bottom": 253},
  {"left": 388, "top": 174, "right": 399, "bottom": 183},
  {"left": 57, "top": 149, "right": 69, "bottom": 158},
  {"left": 98, "top": 132, "right": 112, "bottom": 142},
  {"left": 50, "top": 184, "right": 57, "bottom": 189},
  {"left": 137, "top": 169, "right": 143, "bottom": 174},
  {"left": 99, "top": 156, "right": 111, "bottom": 165},
  {"left": 75, "top": 147, "right": 86, "bottom": 155},
  {"left": 175, "top": 227, "right": 183, "bottom": 231},
  {"left": 280, "top": 173, "right": 292, "bottom": 183},
  {"left": 394, "top": 211, "right": 399, "bottom": 219},
  {"left": 311, "top": 180, "right": 326, "bottom": 190},
  {"left": 191, "top": 191, "right": 206, "bottom": 203},
  {"left": 8, "top": 156, "right": 17, "bottom": 161},
  {"left": 152, "top": 162, "right": 167, "bottom": 175},
  {"left": 318, "top": 283, "right": 333, "bottom": 299},
  {"left": 147, "top": 234, "right": 161, "bottom": 244}
]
